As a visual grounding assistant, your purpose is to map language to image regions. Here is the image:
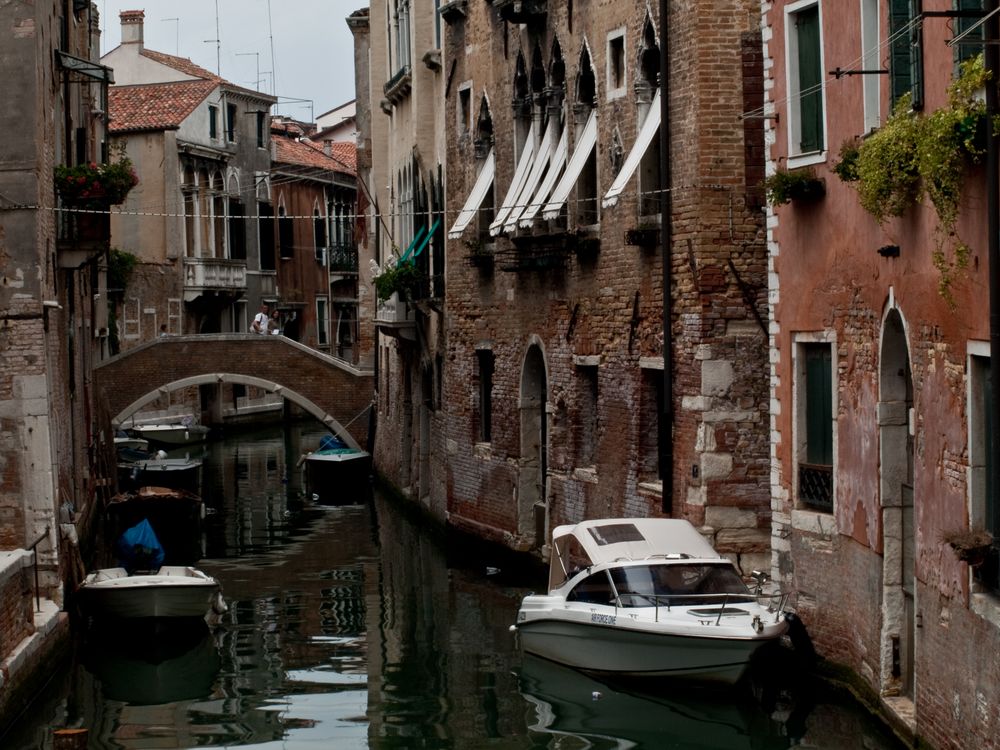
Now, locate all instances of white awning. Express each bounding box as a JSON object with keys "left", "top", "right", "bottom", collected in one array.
[
  {"left": 519, "top": 125, "right": 567, "bottom": 228},
  {"left": 489, "top": 124, "right": 535, "bottom": 236},
  {"left": 602, "top": 89, "right": 660, "bottom": 208},
  {"left": 504, "top": 117, "right": 559, "bottom": 232},
  {"left": 447, "top": 150, "right": 495, "bottom": 239},
  {"left": 542, "top": 110, "right": 597, "bottom": 220}
]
